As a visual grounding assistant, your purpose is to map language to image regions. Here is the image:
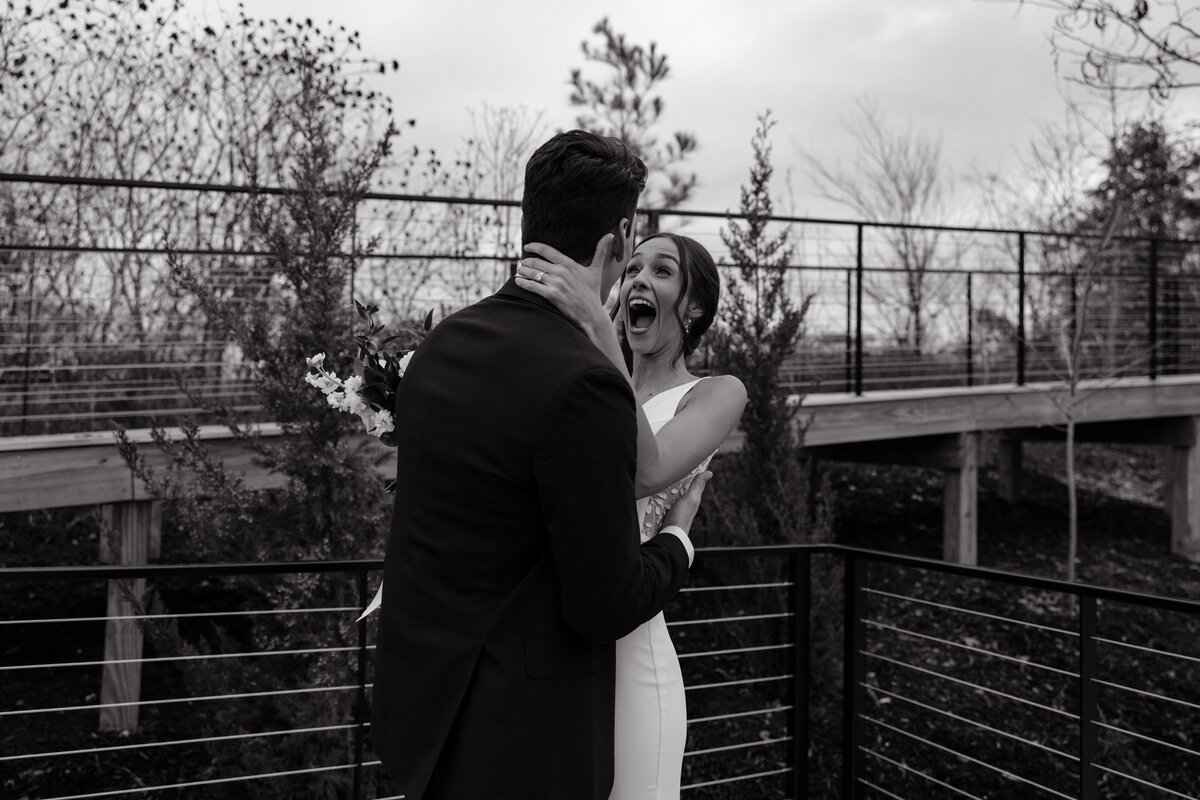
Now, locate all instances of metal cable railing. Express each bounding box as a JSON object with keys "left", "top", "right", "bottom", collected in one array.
[
  {"left": 4, "top": 544, "right": 1199, "bottom": 799},
  {"left": 5, "top": 172, "right": 1200, "bottom": 435}
]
